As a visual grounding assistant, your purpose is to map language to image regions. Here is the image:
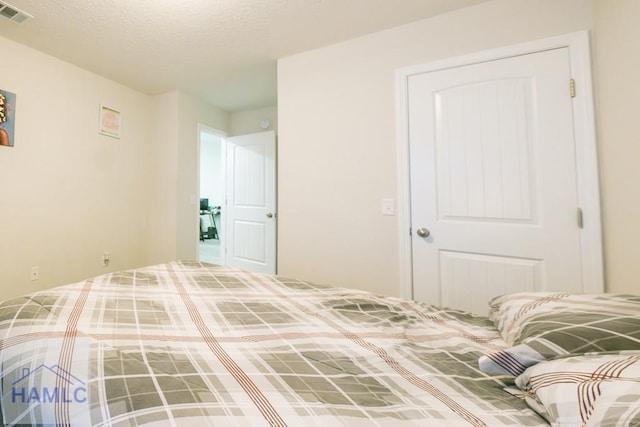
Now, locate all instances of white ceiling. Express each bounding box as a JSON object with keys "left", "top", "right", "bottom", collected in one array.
[{"left": 0, "top": 0, "right": 490, "bottom": 112}]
